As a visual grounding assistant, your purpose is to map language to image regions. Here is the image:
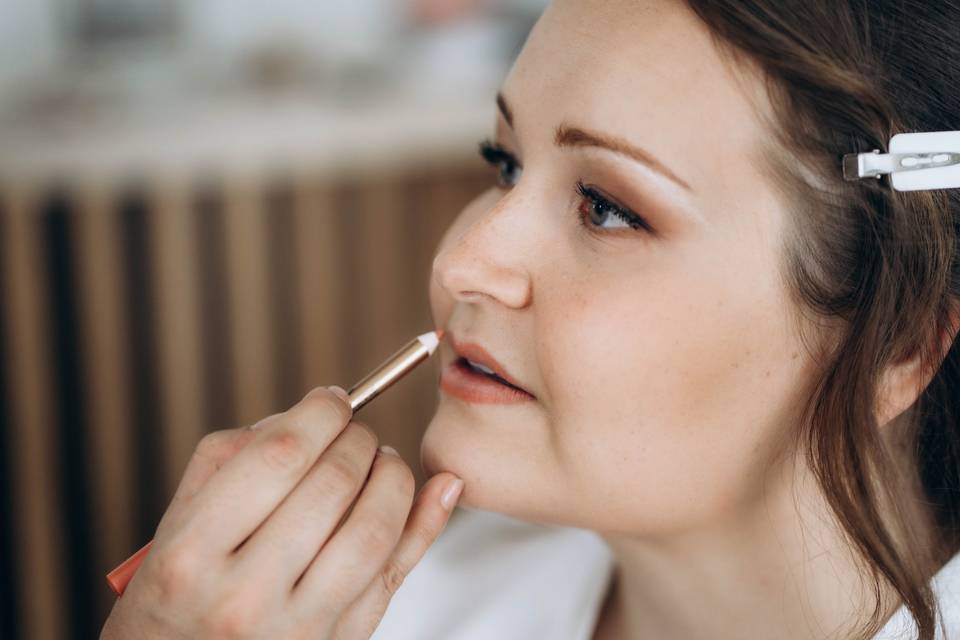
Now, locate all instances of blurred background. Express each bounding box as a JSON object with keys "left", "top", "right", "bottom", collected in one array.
[{"left": 0, "top": 0, "right": 547, "bottom": 637}]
